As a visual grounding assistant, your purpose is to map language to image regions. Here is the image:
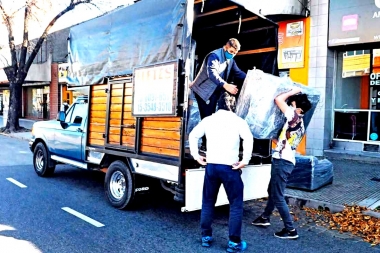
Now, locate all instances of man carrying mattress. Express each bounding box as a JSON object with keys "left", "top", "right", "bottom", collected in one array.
[{"left": 252, "top": 87, "right": 311, "bottom": 240}]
